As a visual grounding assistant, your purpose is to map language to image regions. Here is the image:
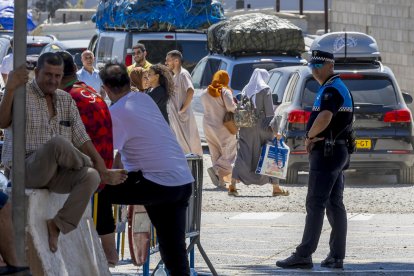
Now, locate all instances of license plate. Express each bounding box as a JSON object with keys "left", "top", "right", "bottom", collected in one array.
[{"left": 356, "top": 139, "right": 371, "bottom": 149}]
